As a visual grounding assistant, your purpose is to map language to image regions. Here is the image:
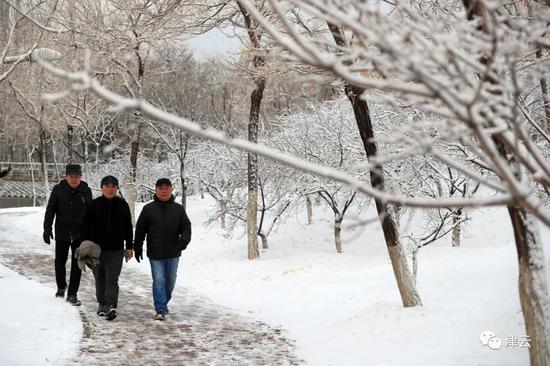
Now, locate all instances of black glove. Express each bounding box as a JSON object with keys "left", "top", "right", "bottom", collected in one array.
[
  {"left": 7, "top": 166, "right": 11, "bottom": 172},
  {"left": 178, "top": 239, "right": 188, "bottom": 251},
  {"left": 43, "top": 230, "right": 53, "bottom": 245},
  {"left": 134, "top": 247, "right": 143, "bottom": 263}
]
